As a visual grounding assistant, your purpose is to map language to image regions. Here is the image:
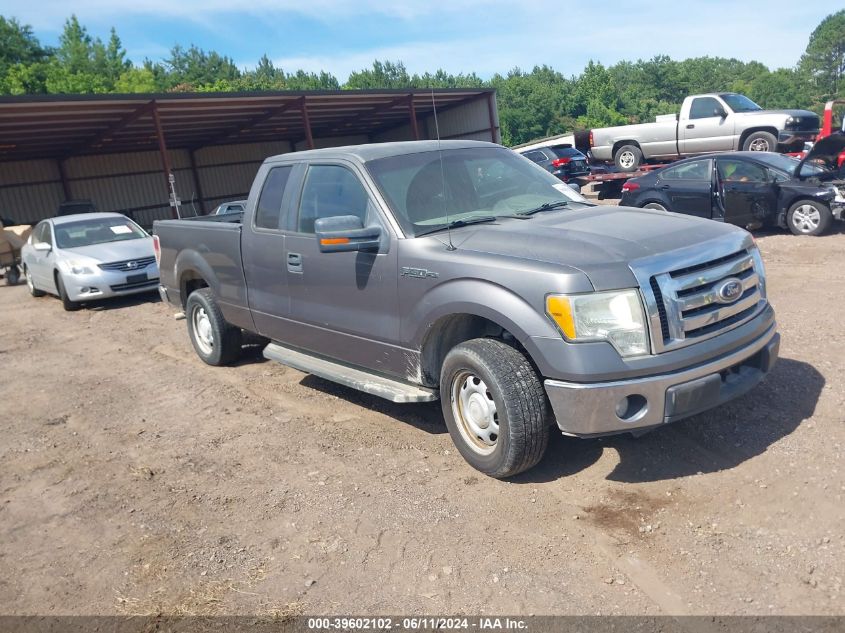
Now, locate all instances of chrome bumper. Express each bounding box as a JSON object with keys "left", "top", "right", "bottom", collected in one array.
[{"left": 545, "top": 326, "right": 779, "bottom": 437}]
